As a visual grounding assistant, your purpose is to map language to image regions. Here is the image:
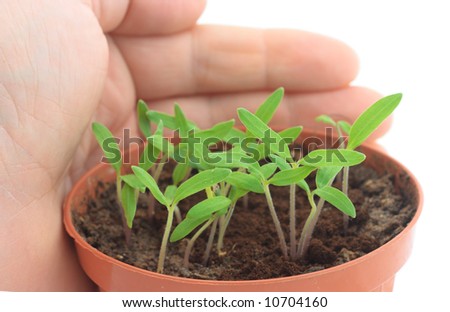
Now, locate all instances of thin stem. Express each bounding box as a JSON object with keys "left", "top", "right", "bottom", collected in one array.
[
  {"left": 116, "top": 174, "right": 131, "bottom": 245},
  {"left": 336, "top": 125, "right": 350, "bottom": 233},
  {"left": 296, "top": 192, "right": 319, "bottom": 260},
  {"left": 217, "top": 215, "right": 226, "bottom": 254},
  {"left": 222, "top": 167, "right": 245, "bottom": 200},
  {"left": 203, "top": 217, "right": 218, "bottom": 265},
  {"left": 153, "top": 154, "right": 168, "bottom": 182},
  {"left": 336, "top": 126, "right": 345, "bottom": 184},
  {"left": 121, "top": 213, "right": 132, "bottom": 245},
  {"left": 223, "top": 181, "right": 233, "bottom": 197},
  {"left": 183, "top": 218, "right": 214, "bottom": 268},
  {"left": 173, "top": 205, "right": 182, "bottom": 224},
  {"left": 220, "top": 181, "right": 226, "bottom": 195},
  {"left": 157, "top": 205, "right": 174, "bottom": 274},
  {"left": 289, "top": 183, "right": 296, "bottom": 259},
  {"left": 342, "top": 166, "right": 350, "bottom": 233},
  {"left": 217, "top": 201, "right": 236, "bottom": 254},
  {"left": 263, "top": 183, "right": 288, "bottom": 259},
  {"left": 223, "top": 202, "right": 236, "bottom": 236},
  {"left": 116, "top": 174, "right": 122, "bottom": 203},
  {"left": 147, "top": 154, "right": 168, "bottom": 221},
  {"left": 243, "top": 194, "right": 249, "bottom": 210},
  {"left": 205, "top": 186, "right": 214, "bottom": 199},
  {"left": 216, "top": 176, "right": 242, "bottom": 255}
]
